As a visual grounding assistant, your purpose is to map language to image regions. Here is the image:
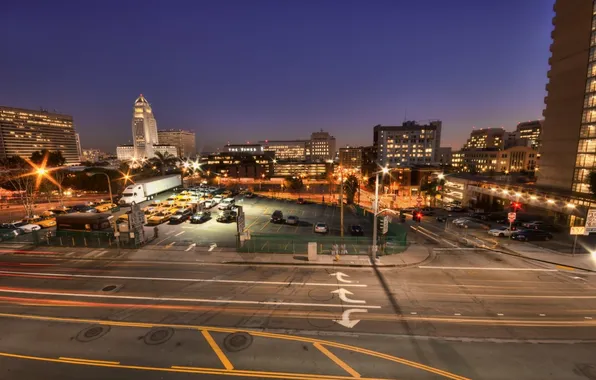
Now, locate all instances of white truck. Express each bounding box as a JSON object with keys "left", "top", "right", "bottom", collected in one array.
[{"left": 118, "top": 175, "right": 182, "bottom": 205}]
